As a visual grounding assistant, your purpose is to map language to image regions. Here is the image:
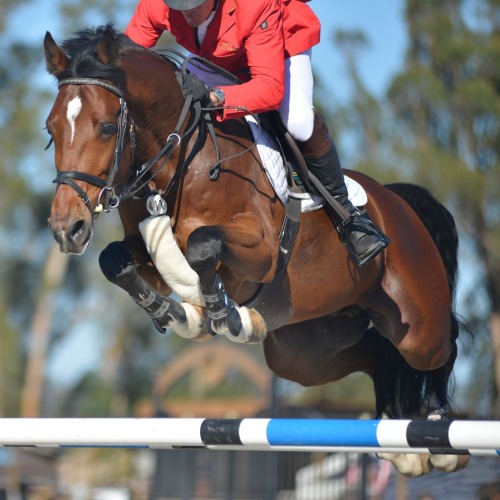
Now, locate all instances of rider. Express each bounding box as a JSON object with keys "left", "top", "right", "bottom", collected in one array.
[{"left": 126, "top": 0, "right": 390, "bottom": 266}]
